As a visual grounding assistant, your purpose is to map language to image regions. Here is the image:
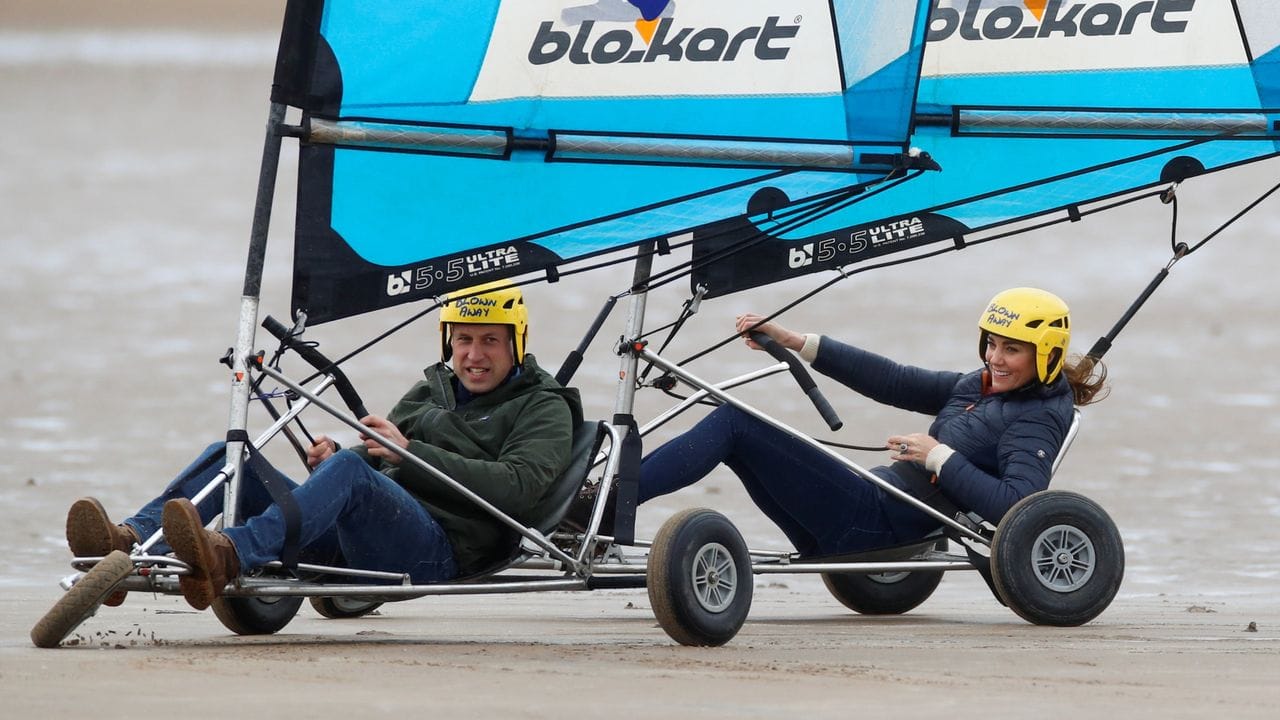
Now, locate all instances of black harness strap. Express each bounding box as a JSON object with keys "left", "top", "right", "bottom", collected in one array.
[
  {"left": 610, "top": 414, "right": 642, "bottom": 547},
  {"left": 226, "top": 430, "right": 302, "bottom": 569}
]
